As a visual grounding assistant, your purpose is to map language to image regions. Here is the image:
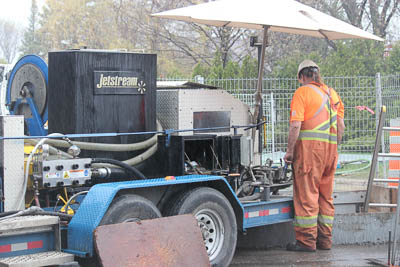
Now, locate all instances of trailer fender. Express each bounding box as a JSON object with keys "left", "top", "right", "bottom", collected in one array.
[{"left": 66, "top": 175, "right": 243, "bottom": 258}]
